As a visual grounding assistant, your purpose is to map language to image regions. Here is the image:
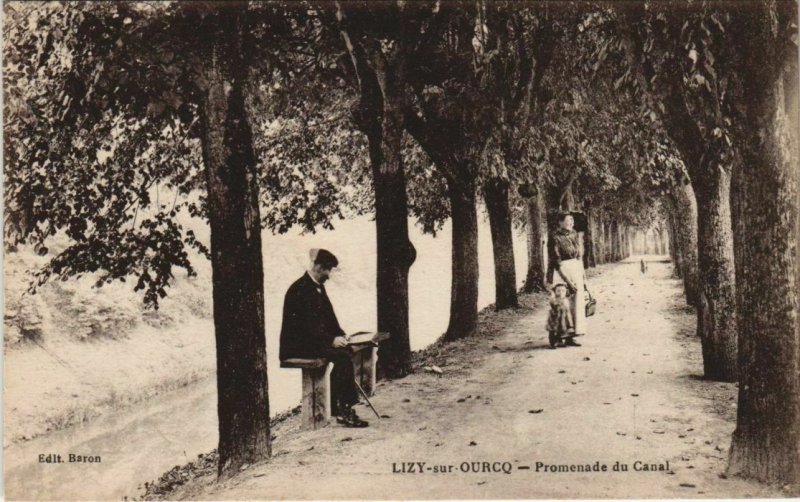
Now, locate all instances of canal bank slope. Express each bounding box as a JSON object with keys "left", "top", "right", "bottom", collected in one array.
[{"left": 3, "top": 243, "right": 217, "bottom": 447}]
